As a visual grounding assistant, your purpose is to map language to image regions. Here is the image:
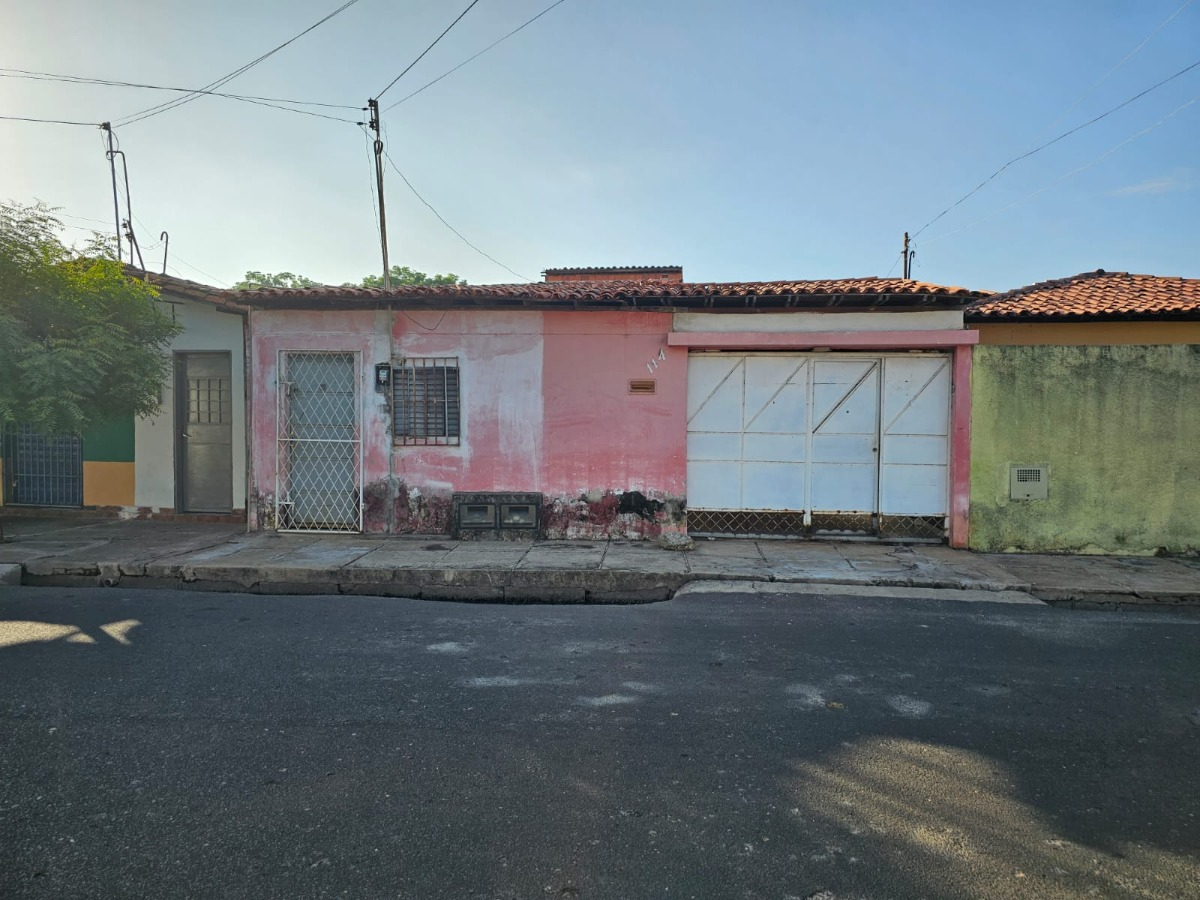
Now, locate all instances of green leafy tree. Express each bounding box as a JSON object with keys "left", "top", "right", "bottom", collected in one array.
[
  {"left": 0, "top": 201, "right": 181, "bottom": 437},
  {"left": 232, "top": 271, "right": 319, "bottom": 290},
  {"left": 353, "top": 266, "right": 463, "bottom": 288},
  {"left": 233, "top": 267, "right": 464, "bottom": 291}
]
